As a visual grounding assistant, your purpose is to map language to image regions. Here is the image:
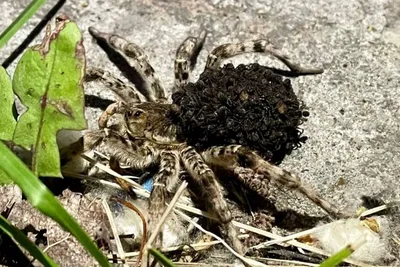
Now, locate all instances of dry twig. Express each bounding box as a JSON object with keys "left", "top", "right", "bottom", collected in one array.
[
  {"left": 141, "top": 181, "right": 188, "bottom": 267},
  {"left": 102, "top": 199, "right": 125, "bottom": 261},
  {"left": 174, "top": 209, "right": 269, "bottom": 267}
]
